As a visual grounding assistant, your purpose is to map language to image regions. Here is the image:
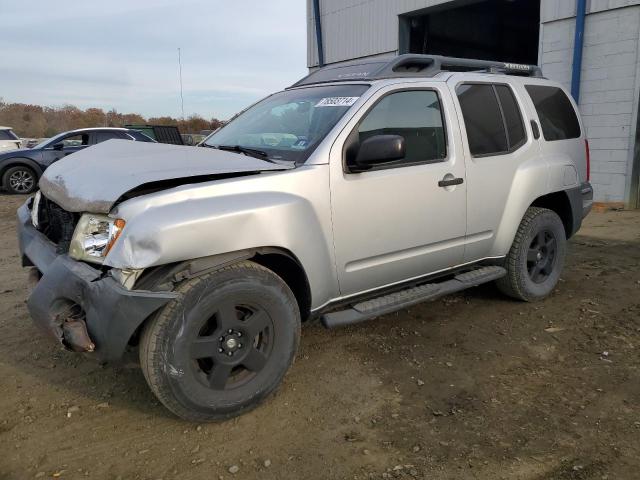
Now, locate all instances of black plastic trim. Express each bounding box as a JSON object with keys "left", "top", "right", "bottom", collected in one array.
[{"left": 17, "top": 203, "right": 177, "bottom": 363}]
